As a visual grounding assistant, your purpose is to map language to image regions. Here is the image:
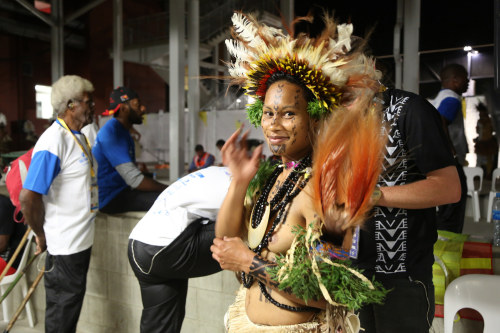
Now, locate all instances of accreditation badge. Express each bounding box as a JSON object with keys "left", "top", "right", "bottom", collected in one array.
[
  {"left": 90, "top": 176, "right": 99, "bottom": 213},
  {"left": 349, "top": 226, "right": 360, "bottom": 259}
]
